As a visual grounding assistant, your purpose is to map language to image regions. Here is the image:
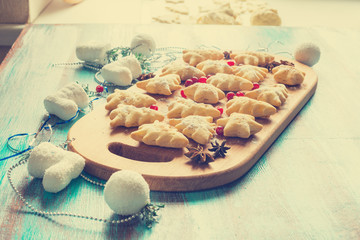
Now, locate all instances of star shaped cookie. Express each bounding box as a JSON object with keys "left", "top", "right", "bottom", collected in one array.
[
  {"left": 216, "top": 113, "right": 263, "bottom": 138},
  {"left": 136, "top": 74, "right": 181, "bottom": 95},
  {"left": 169, "top": 115, "right": 215, "bottom": 145}
]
